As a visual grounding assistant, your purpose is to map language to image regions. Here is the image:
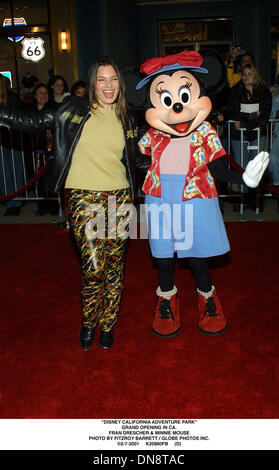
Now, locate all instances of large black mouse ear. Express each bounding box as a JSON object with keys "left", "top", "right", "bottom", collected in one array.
[
  {"left": 199, "top": 49, "right": 227, "bottom": 95},
  {"left": 122, "top": 66, "right": 146, "bottom": 110}
]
